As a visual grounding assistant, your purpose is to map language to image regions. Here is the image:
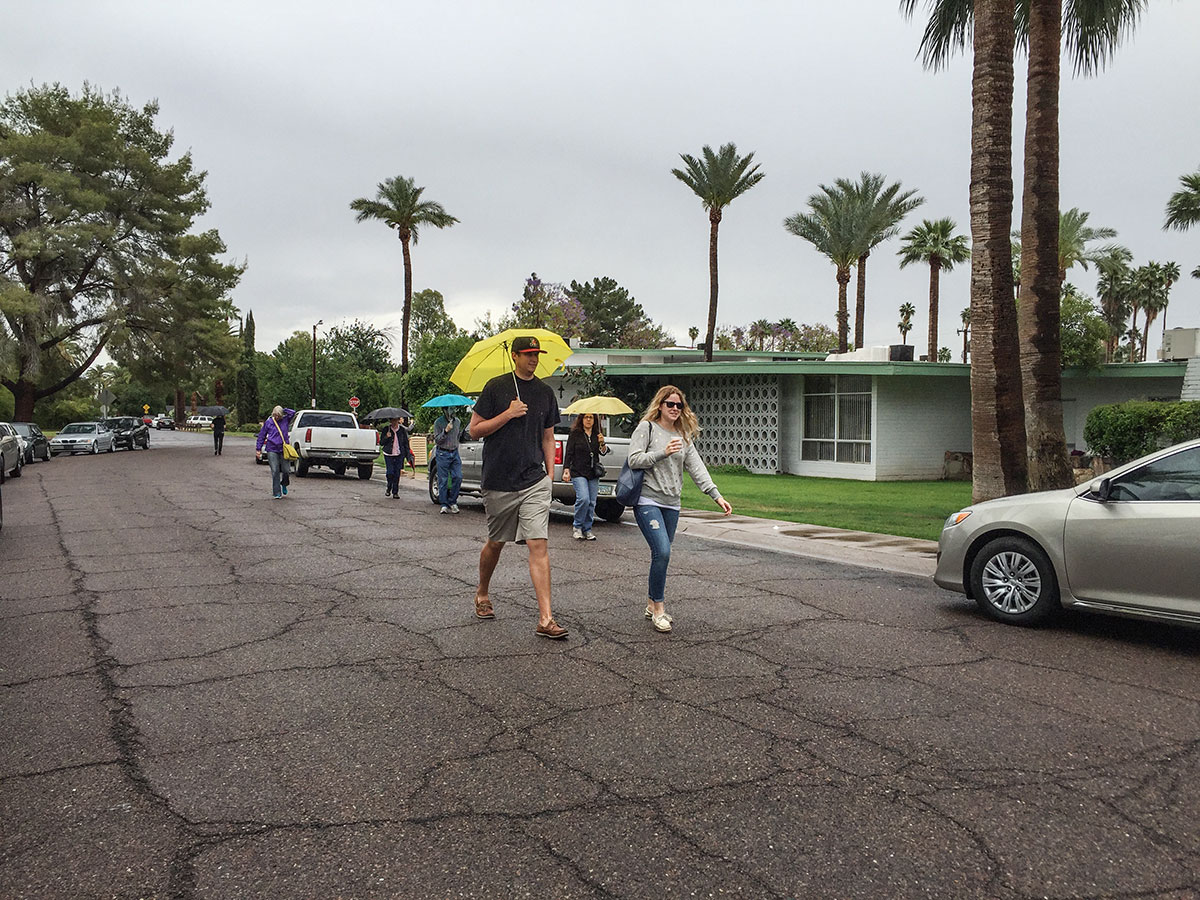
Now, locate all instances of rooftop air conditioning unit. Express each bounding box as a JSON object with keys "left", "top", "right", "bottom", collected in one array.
[{"left": 1159, "top": 328, "right": 1199, "bottom": 361}]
